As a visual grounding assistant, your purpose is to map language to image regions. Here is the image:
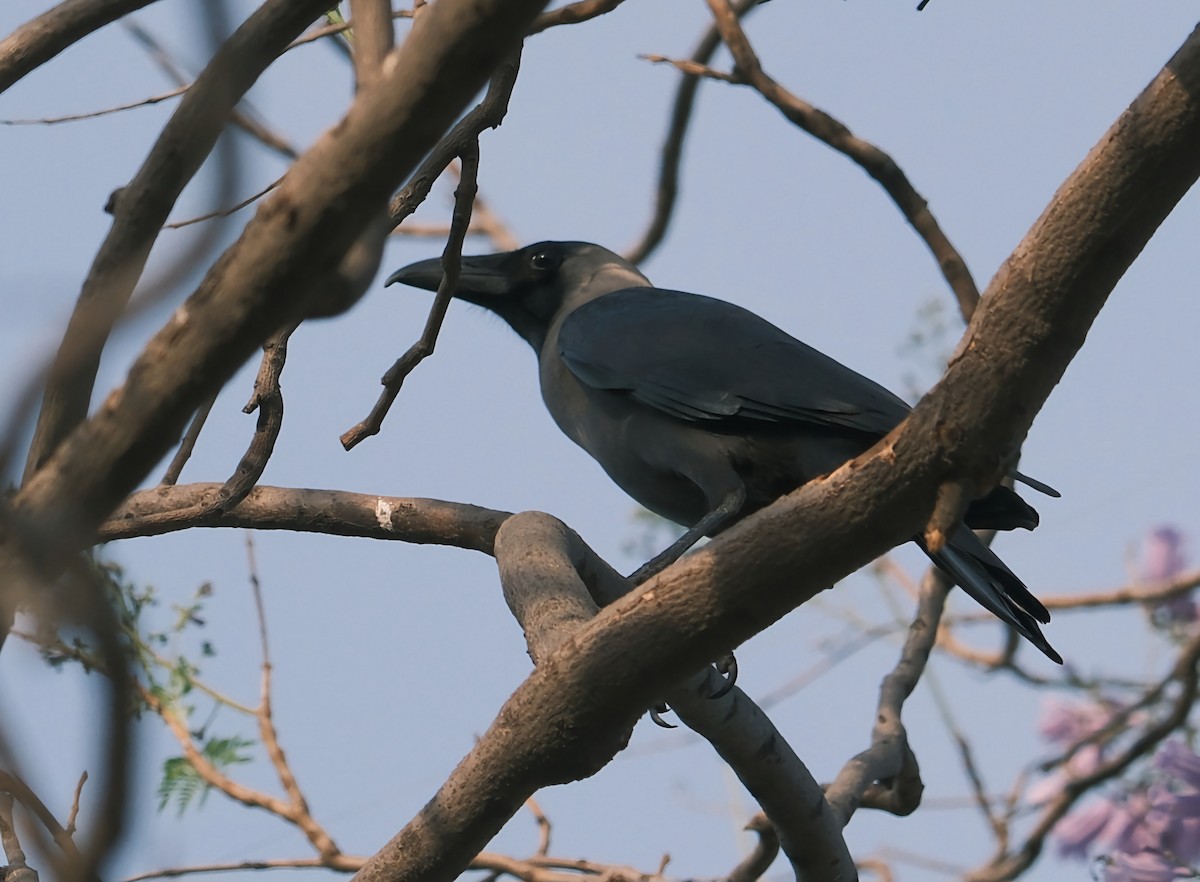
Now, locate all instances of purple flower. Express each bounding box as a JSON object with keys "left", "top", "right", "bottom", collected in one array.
[
  {"left": 1102, "top": 850, "right": 1189, "bottom": 882},
  {"left": 1054, "top": 797, "right": 1117, "bottom": 859},
  {"left": 1155, "top": 740, "right": 1200, "bottom": 791},
  {"left": 1101, "top": 793, "right": 1163, "bottom": 855},
  {"left": 1143, "top": 527, "right": 1187, "bottom": 582},
  {"left": 1142, "top": 527, "right": 1195, "bottom": 623},
  {"left": 1038, "top": 698, "right": 1117, "bottom": 745},
  {"left": 1161, "top": 792, "right": 1200, "bottom": 863}
]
